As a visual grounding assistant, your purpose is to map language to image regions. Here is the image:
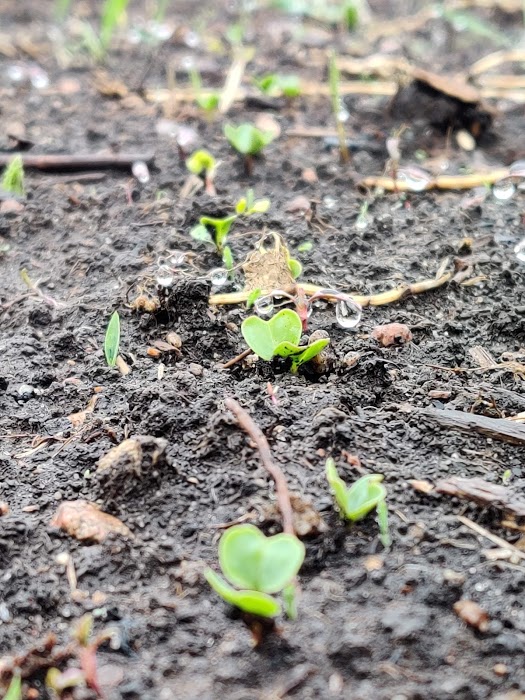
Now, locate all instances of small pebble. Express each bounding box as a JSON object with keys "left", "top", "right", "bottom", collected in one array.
[
  {"left": 493, "top": 663, "right": 508, "bottom": 676},
  {"left": 18, "top": 383, "right": 35, "bottom": 400},
  {"left": 188, "top": 363, "right": 203, "bottom": 376}
]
